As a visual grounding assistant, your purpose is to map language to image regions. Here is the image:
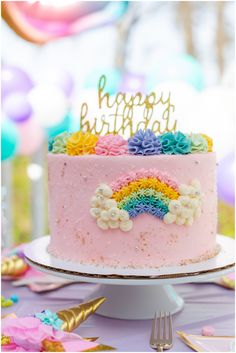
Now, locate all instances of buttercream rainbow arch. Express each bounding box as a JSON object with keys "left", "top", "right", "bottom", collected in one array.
[{"left": 90, "top": 169, "right": 203, "bottom": 232}]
